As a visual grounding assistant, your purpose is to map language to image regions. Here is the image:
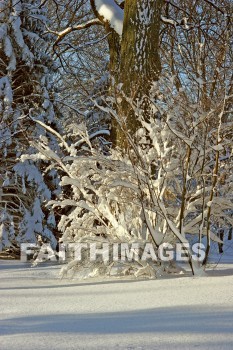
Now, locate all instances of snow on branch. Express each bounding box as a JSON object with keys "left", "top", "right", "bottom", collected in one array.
[
  {"left": 93, "top": 0, "right": 124, "bottom": 36},
  {"left": 161, "top": 16, "right": 189, "bottom": 29},
  {"left": 161, "top": 16, "right": 177, "bottom": 26},
  {"left": 29, "top": 114, "right": 70, "bottom": 153},
  {"left": 49, "top": 18, "right": 103, "bottom": 47}
]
